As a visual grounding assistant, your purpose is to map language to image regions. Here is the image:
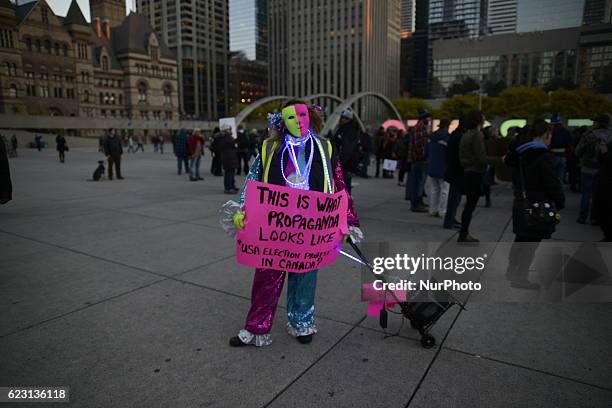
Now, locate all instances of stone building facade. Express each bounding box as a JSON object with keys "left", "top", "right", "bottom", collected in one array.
[{"left": 0, "top": 0, "right": 179, "bottom": 135}]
